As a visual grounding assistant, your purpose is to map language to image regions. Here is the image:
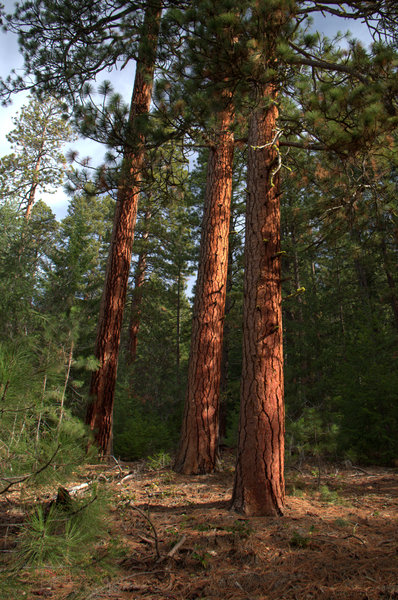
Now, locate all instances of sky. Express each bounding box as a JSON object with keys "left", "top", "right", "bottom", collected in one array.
[
  {"left": 0, "top": 0, "right": 137, "bottom": 219},
  {"left": 0, "top": 1, "right": 373, "bottom": 221}
]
